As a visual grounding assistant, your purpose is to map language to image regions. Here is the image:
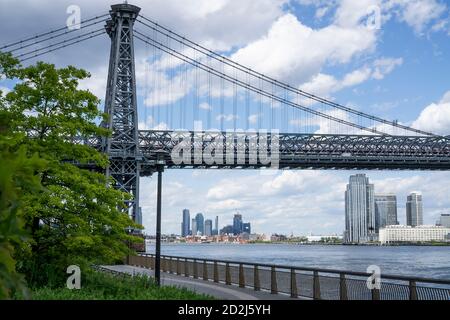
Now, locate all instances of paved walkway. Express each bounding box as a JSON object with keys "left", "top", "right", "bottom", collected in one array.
[{"left": 100, "top": 265, "right": 303, "bottom": 300}]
